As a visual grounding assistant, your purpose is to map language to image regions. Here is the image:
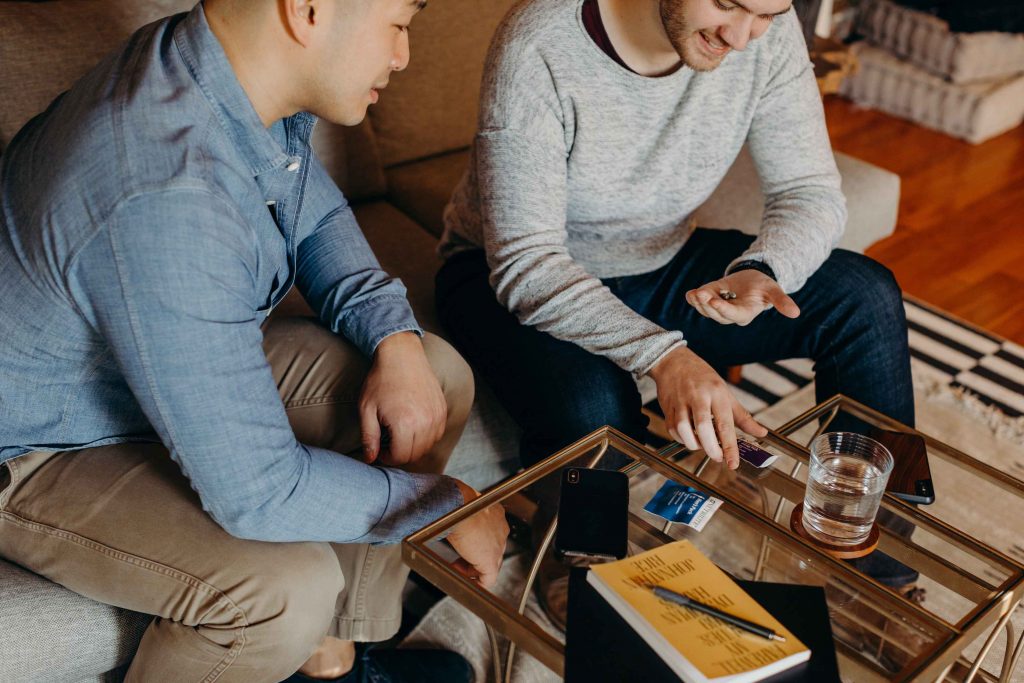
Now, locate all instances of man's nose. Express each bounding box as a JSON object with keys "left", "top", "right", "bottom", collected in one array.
[
  {"left": 392, "top": 31, "right": 410, "bottom": 72},
  {"left": 720, "top": 13, "right": 757, "bottom": 51}
]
